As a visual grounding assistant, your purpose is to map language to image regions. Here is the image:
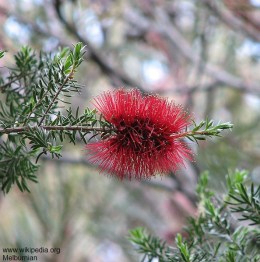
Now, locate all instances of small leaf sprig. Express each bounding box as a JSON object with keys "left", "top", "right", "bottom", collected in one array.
[
  {"left": 171, "top": 119, "right": 233, "bottom": 142},
  {"left": 225, "top": 170, "right": 260, "bottom": 225},
  {"left": 129, "top": 227, "right": 169, "bottom": 262}
]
